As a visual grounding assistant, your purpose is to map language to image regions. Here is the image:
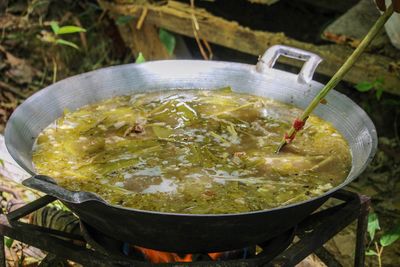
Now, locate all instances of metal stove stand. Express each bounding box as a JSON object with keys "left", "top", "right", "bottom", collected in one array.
[{"left": 0, "top": 189, "right": 369, "bottom": 267}]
